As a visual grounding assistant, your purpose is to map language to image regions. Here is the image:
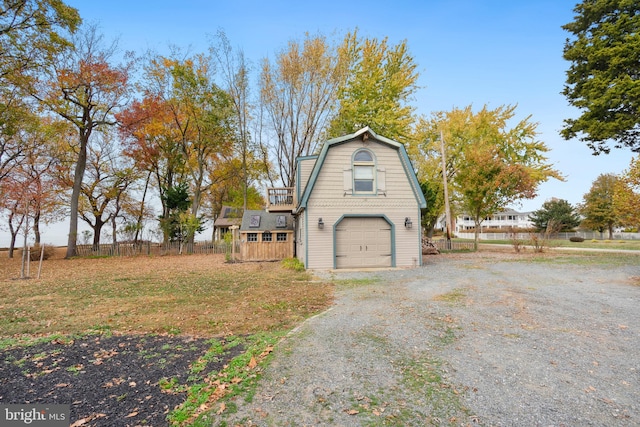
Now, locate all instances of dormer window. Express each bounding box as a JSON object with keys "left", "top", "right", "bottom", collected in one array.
[{"left": 353, "top": 149, "right": 375, "bottom": 193}]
